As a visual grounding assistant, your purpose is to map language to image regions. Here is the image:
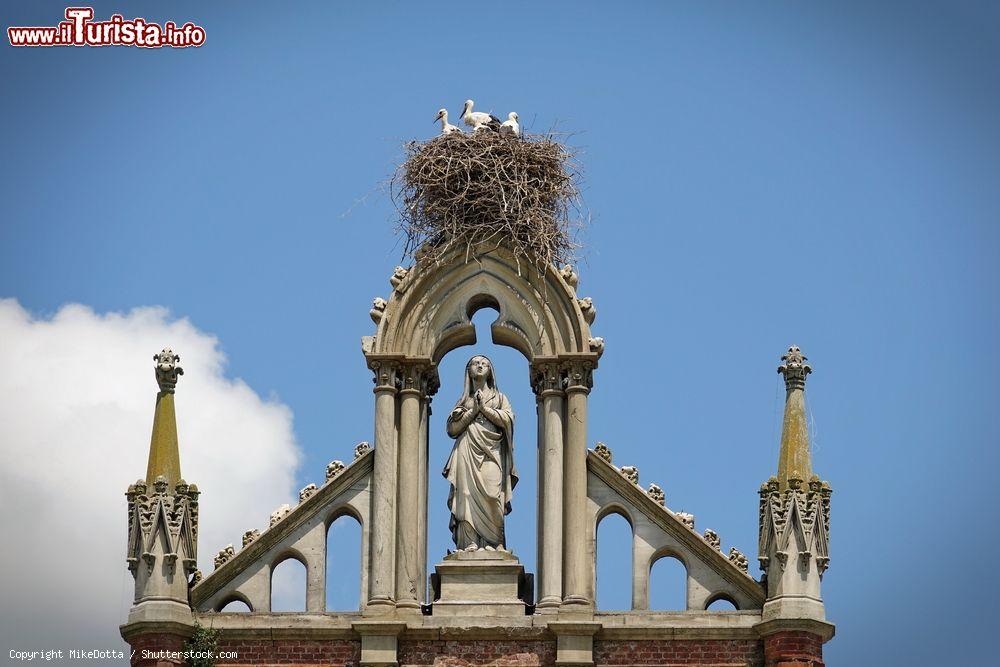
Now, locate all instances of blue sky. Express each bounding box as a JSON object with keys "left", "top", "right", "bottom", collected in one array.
[{"left": 3, "top": 1, "right": 999, "bottom": 664}]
